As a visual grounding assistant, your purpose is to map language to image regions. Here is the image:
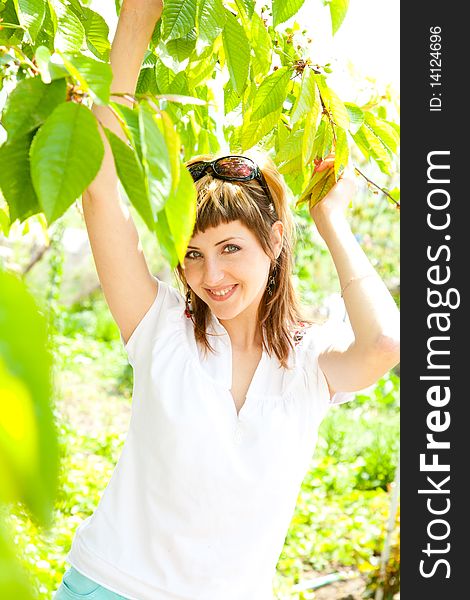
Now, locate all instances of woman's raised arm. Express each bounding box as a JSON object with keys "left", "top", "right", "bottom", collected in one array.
[
  {"left": 82, "top": 1, "right": 163, "bottom": 344},
  {"left": 310, "top": 156, "right": 400, "bottom": 396}
]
